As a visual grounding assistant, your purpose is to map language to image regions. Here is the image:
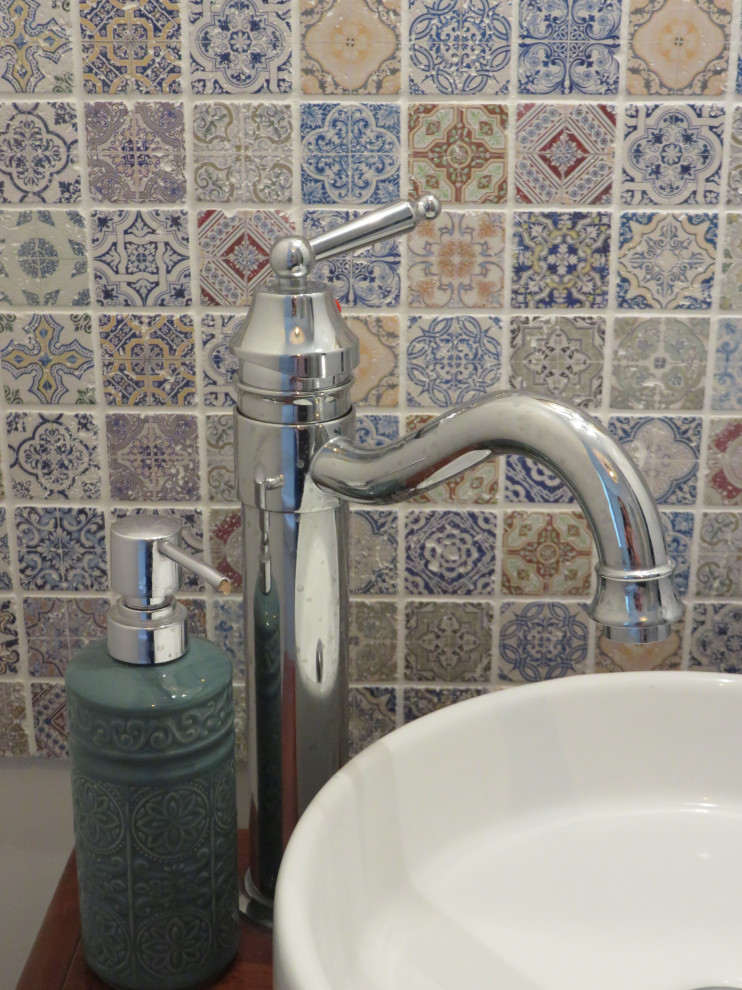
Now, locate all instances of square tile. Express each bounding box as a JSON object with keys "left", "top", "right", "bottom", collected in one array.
[
  {"left": 31, "top": 681, "right": 67, "bottom": 757},
  {"left": 86, "top": 102, "right": 186, "bottom": 203},
  {"left": 0, "top": 602, "right": 19, "bottom": 675},
  {"left": 409, "top": 104, "right": 507, "bottom": 205},
  {"left": 705, "top": 419, "right": 742, "bottom": 505},
  {"left": 720, "top": 214, "right": 742, "bottom": 310},
  {"left": 608, "top": 415, "right": 701, "bottom": 504},
  {"left": 690, "top": 602, "right": 742, "bottom": 674},
  {"left": 213, "top": 597, "right": 244, "bottom": 679},
  {"left": 611, "top": 317, "right": 709, "bottom": 410},
  {"left": 661, "top": 509, "right": 694, "bottom": 596},
  {"left": 106, "top": 412, "right": 200, "bottom": 501},
  {"left": 403, "top": 687, "right": 486, "bottom": 723},
  {"left": 0, "top": 102, "right": 80, "bottom": 202},
  {"left": 305, "top": 209, "right": 400, "bottom": 308},
  {"left": 512, "top": 211, "right": 611, "bottom": 309},
  {"left": 190, "top": 0, "right": 291, "bottom": 94},
  {"left": 350, "top": 509, "right": 398, "bottom": 594},
  {"left": 518, "top": 0, "right": 621, "bottom": 95},
  {"left": 201, "top": 313, "right": 241, "bottom": 406},
  {"left": 348, "top": 315, "right": 399, "bottom": 406},
  {"left": 617, "top": 212, "right": 717, "bottom": 310},
  {"left": 193, "top": 102, "right": 292, "bottom": 203},
  {"left": 503, "top": 456, "right": 575, "bottom": 503},
  {"left": 502, "top": 510, "right": 593, "bottom": 596},
  {"left": 404, "top": 601, "right": 493, "bottom": 682},
  {"left": 301, "top": 103, "right": 400, "bottom": 204},
  {"left": 0, "top": 313, "right": 95, "bottom": 405},
  {"left": 80, "top": 0, "right": 181, "bottom": 94},
  {"left": 349, "top": 601, "right": 397, "bottom": 681},
  {"left": 515, "top": 103, "right": 615, "bottom": 206},
  {"left": 627, "top": 0, "right": 731, "bottom": 96},
  {"left": 509, "top": 315, "right": 605, "bottom": 407},
  {"left": 408, "top": 0, "right": 511, "bottom": 95},
  {"left": 349, "top": 686, "right": 396, "bottom": 754},
  {"left": 405, "top": 509, "right": 497, "bottom": 595},
  {"left": 15, "top": 506, "right": 107, "bottom": 591},
  {"left": 205, "top": 413, "right": 236, "bottom": 502},
  {"left": 25, "top": 597, "right": 108, "bottom": 677},
  {"left": 99, "top": 313, "right": 196, "bottom": 406},
  {"left": 622, "top": 104, "right": 724, "bottom": 206},
  {"left": 198, "top": 208, "right": 294, "bottom": 307},
  {"left": 0, "top": 209, "right": 89, "bottom": 307},
  {"left": 409, "top": 210, "right": 505, "bottom": 309},
  {"left": 407, "top": 315, "right": 503, "bottom": 407},
  {"left": 302, "top": 0, "right": 400, "bottom": 94},
  {"left": 0, "top": 683, "right": 29, "bottom": 755},
  {"left": 209, "top": 508, "right": 242, "bottom": 592},
  {"left": 0, "top": 0, "right": 74, "bottom": 92},
  {"left": 727, "top": 108, "right": 742, "bottom": 205},
  {"left": 0, "top": 510, "right": 12, "bottom": 588},
  {"left": 406, "top": 413, "right": 499, "bottom": 504},
  {"left": 498, "top": 601, "right": 589, "bottom": 683},
  {"left": 92, "top": 209, "right": 191, "bottom": 307},
  {"left": 7, "top": 411, "right": 101, "bottom": 500},
  {"left": 712, "top": 319, "right": 742, "bottom": 410}
]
